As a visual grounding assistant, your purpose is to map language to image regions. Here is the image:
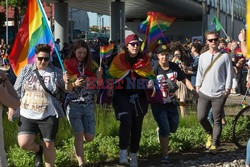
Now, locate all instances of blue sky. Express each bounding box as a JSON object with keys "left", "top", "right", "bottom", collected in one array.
[{"left": 87, "top": 12, "right": 111, "bottom": 27}]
